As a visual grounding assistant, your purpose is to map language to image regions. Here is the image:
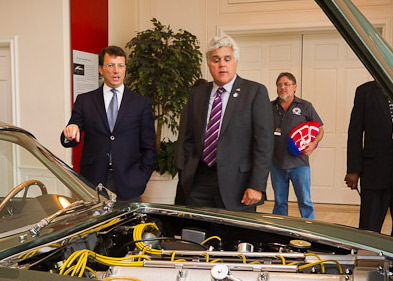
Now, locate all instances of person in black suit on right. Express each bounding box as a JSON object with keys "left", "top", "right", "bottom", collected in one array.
[{"left": 345, "top": 80, "right": 393, "bottom": 235}]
